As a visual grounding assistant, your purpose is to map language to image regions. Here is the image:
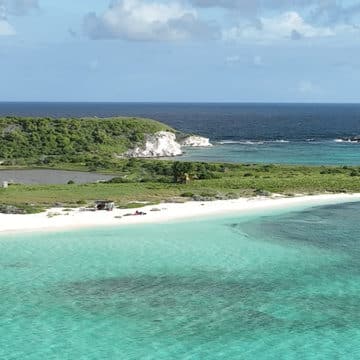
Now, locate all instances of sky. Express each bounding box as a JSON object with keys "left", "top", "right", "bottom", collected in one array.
[{"left": 1, "top": 0, "right": 360, "bottom": 102}]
